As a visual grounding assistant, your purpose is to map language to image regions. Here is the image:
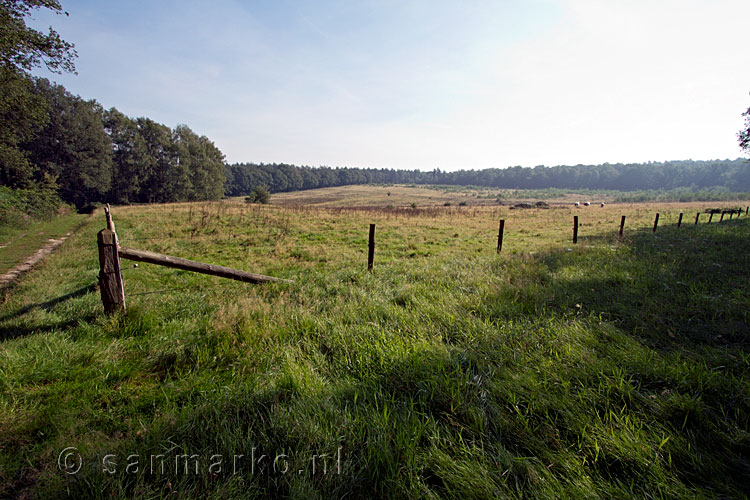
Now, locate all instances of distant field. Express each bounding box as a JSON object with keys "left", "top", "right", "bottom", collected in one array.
[
  {"left": 269, "top": 184, "right": 618, "bottom": 207},
  {"left": 1, "top": 186, "right": 749, "bottom": 498}
]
